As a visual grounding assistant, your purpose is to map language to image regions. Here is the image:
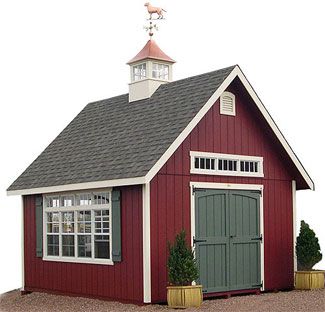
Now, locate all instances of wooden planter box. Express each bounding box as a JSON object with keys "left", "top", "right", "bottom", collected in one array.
[
  {"left": 295, "top": 271, "right": 325, "bottom": 290},
  {"left": 167, "top": 285, "right": 203, "bottom": 308}
]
